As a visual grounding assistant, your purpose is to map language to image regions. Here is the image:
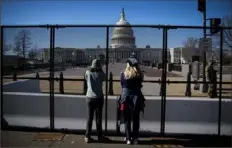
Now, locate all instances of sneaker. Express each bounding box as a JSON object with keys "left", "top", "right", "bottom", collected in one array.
[
  {"left": 98, "top": 136, "right": 109, "bottom": 141},
  {"left": 84, "top": 137, "right": 93, "bottom": 143},
  {"left": 127, "top": 140, "right": 131, "bottom": 145},
  {"left": 133, "top": 139, "right": 138, "bottom": 144},
  {"left": 124, "top": 137, "right": 127, "bottom": 142},
  {"left": 124, "top": 137, "right": 132, "bottom": 142}
]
